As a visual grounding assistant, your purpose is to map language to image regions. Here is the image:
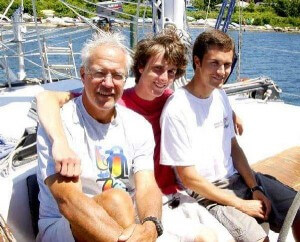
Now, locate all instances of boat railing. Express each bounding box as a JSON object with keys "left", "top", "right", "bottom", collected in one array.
[{"left": 223, "top": 76, "right": 282, "bottom": 101}]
